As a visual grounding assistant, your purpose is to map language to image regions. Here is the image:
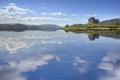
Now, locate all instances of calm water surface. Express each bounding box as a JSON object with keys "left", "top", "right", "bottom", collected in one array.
[{"left": 0, "top": 30, "right": 120, "bottom": 80}]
